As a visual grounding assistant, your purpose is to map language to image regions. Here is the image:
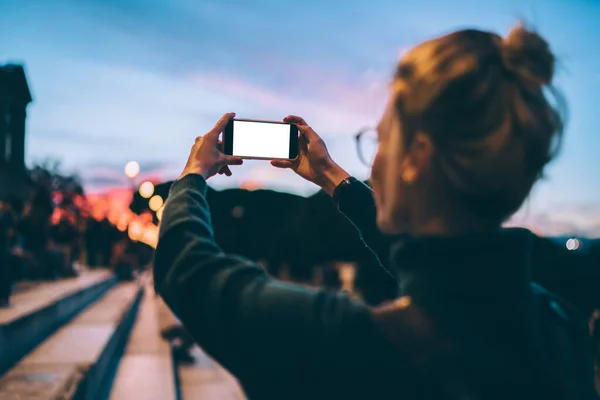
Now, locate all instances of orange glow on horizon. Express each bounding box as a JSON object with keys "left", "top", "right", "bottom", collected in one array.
[
  {"left": 142, "top": 224, "right": 159, "bottom": 248},
  {"left": 46, "top": 184, "right": 160, "bottom": 248},
  {"left": 241, "top": 180, "right": 263, "bottom": 191},
  {"left": 86, "top": 187, "right": 135, "bottom": 222},
  {"left": 140, "top": 211, "right": 154, "bottom": 224},
  {"left": 128, "top": 220, "right": 143, "bottom": 241}
]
